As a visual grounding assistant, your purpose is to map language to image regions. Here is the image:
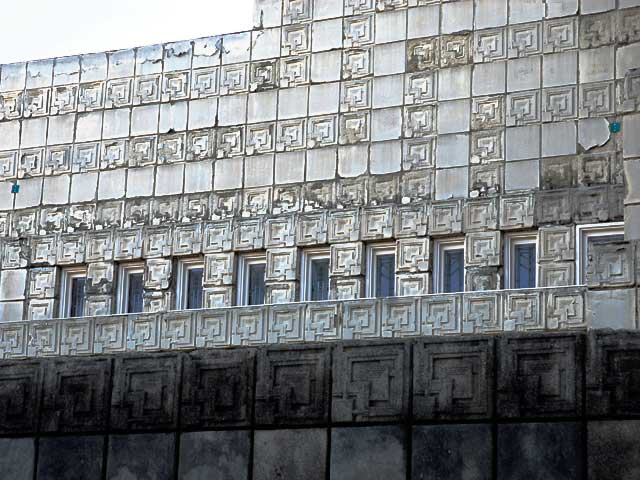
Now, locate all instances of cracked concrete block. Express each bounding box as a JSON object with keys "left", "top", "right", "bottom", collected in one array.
[
  {"left": 543, "top": 51, "right": 577, "bottom": 88},
  {"left": 439, "top": 65, "right": 471, "bottom": 100},
  {"left": 244, "top": 154, "right": 274, "bottom": 187},
  {"left": 253, "top": 0, "right": 282, "bottom": 28},
  {"left": 0, "top": 270, "right": 27, "bottom": 301},
  {"left": 14, "top": 177, "right": 42, "bottom": 209},
  {"left": 184, "top": 160, "right": 213, "bottom": 193},
  {"left": 472, "top": 61, "right": 506, "bottom": 96},
  {"left": 46, "top": 114, "right": 76, "bottom": 145},
  {"left": 42, "top": 174, "right": 70, "bottom": 205},
  {"left": 578, "top": 118, "right": 610, "bottom": 152},
  {"left": 20, "top": 118, "right": 48, "bottom": 148},
  {"left": 102, "top": 108, "right": 131, "bottom": 139},
  {"left": 98, "top": 169, "right": 126, "bottom": 200},
  {"left": 131, "top": 105, "right": 159, "bottom": 136},
  {"left": 442, "top": 0, "right": 474, "bottom": 33},
  {"left": 312, "top": 18, "right": 342, "bottom": 52},
  {"left": 507, "top": 126, "right": 540, "bottom": 161},
  {"left": 306, "top": 147, "right": 336, "bottom": 181},
  {"left": 70, "top": 172, "right": 98, "bottom": 203},
  {"left": 437, "top": 134, "right": 469, "bottom": 168},
  {"left": 126, "top": 166, "right": 155, "bottom": 198},
  {"left": 214, "top": 157, "right": 243, "bottom": 190},
  {"left": 338, "top": 145, "right": 368, "bottom": 178},
  {"left": 623, "top": 114, "right": 640, "bottom": 158},
  {"left": 408, "top": 5, "right": 440, "bottom": 38},
  {"left": 542, "top": 121, "right": 577, "bottom": 157},
  {"left": 505, "top": 160, "right": 540, "bottom": 191},
  {"left": 275, "top": 151, "right": 305, "bottom": 184},
  {"left": 579, "top": 47, "right": 614, "bottom": 83},
  {"left": 248, "top": 91, "right": 278, "bottom": 124},
  {"left": 311, "top": 51, "right": 342, "bottom": 83},
  {"left": 371, "top": 108, "right": 402, "bottom": 141},
  {"left": 587, "top": 288, "right": 637, "bottom": 329},
  {"left": 309, "top": 82, "right": 340, "bottom": 116},
  {"left": 438, "top": 100, "right": 470, "bottom": 134},
  {"left": 155, "top": 164, "right": 184, "bottom": 196},
  {"left": 222, "top": 32, "right": 251, "bottom": 65},
  {"left": 188, "top": 98, "right": 217, "bottom": 130},
  {"left": 159, "top": 102, "right": 188, "bottom": 133},
  {"left": 252, "top": 27, "right": 281, "bottom": 61},
  {"left": 435, "top": 167, "right": 468, "bottom": 200},
  {"left": 370, "top": 141, "right": 401, "bottom": 174}
]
